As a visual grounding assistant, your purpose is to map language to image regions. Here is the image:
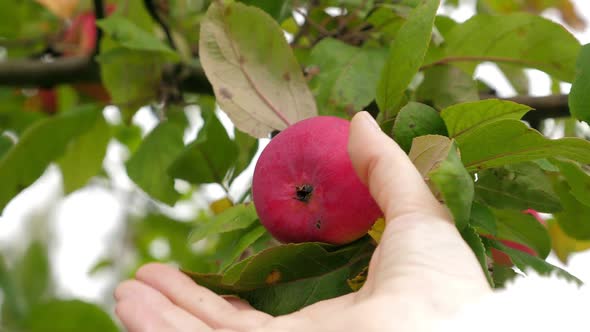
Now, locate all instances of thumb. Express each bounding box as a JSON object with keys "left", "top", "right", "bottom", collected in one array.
[
  {"left": 347, "top": 111, "right": 449, "bottom": 221},
  {"left": 348, "top": 111, "right": 489, "bottom": 299}
]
